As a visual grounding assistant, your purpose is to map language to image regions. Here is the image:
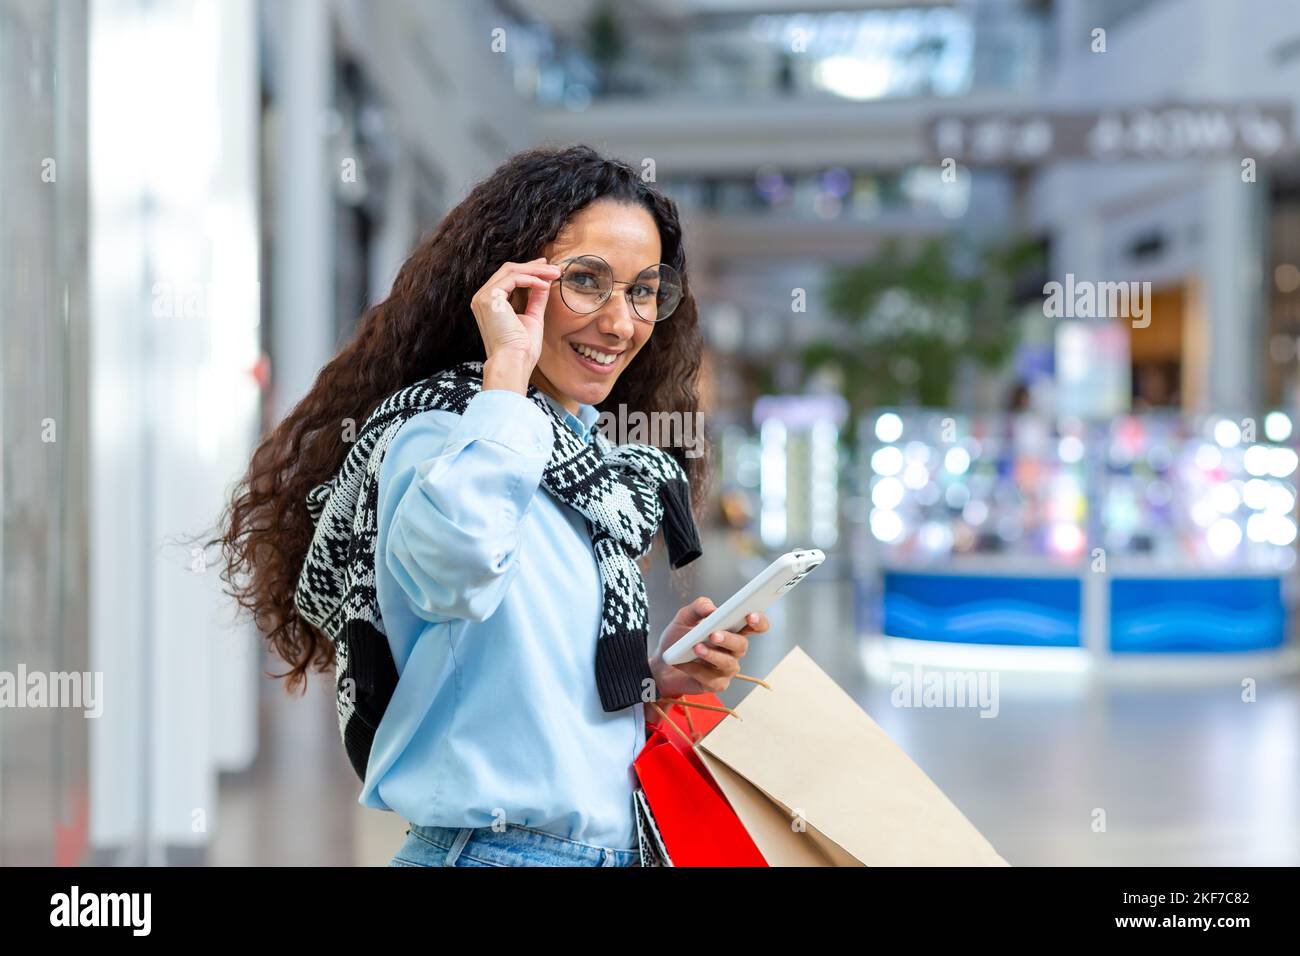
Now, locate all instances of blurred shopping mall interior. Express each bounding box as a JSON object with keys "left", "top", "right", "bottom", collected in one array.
[{"left": 3, "top": 0, "right": 1300, "bottom": 865}]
